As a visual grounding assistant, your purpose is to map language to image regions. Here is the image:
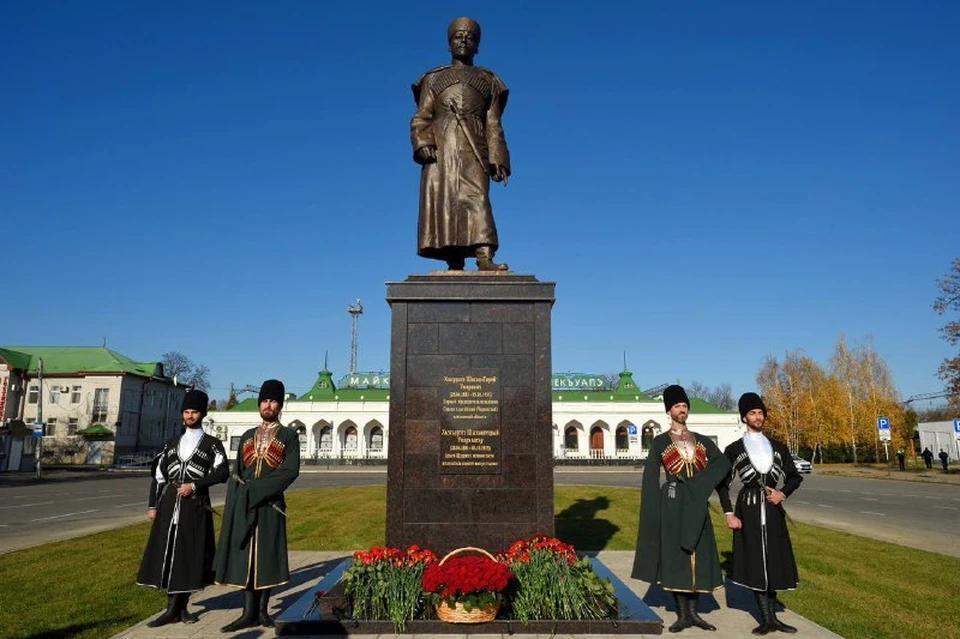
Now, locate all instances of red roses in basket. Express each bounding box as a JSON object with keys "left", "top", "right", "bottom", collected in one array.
[{"left": 422, "top": 549, "right": 514, "bottom": 611}]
